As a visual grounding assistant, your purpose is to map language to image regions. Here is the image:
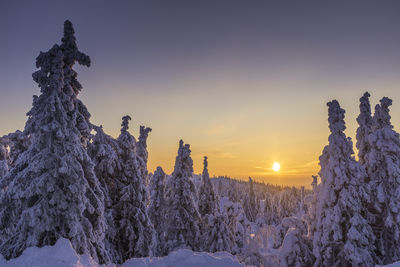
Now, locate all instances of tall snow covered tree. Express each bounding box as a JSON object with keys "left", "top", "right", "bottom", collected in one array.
[
  {"left": 113, "top": 116, "right": 155, "bottom": 262},
  {"left": 88, "top": 125, "right": 122, "bottom": 262},
  {"left": 356, "top": 92, "right": 373, "bottom": 165},
  {"left": 164, "top": 140, "right": 201, "bottom": 254},
  {"left": 148, "top": 166, "right": 167, "bottom": 256},
  {"left": 198, "top": 156, "right": 219, "bottom": 218},
  {"left": 312, "top": 100, "right": 375, "bottom": 267},
  {"left": 244, "top": 177, "right": 257, "bottom": 222},
  {"left": 0, "top": 21, "right": 109, "bottom": 263},
  {"left": 365, "top": 97, "right": 400, "bottom": 264},
  {"left": 89, "top": 125, "right": 121, "bottom": 208}
]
